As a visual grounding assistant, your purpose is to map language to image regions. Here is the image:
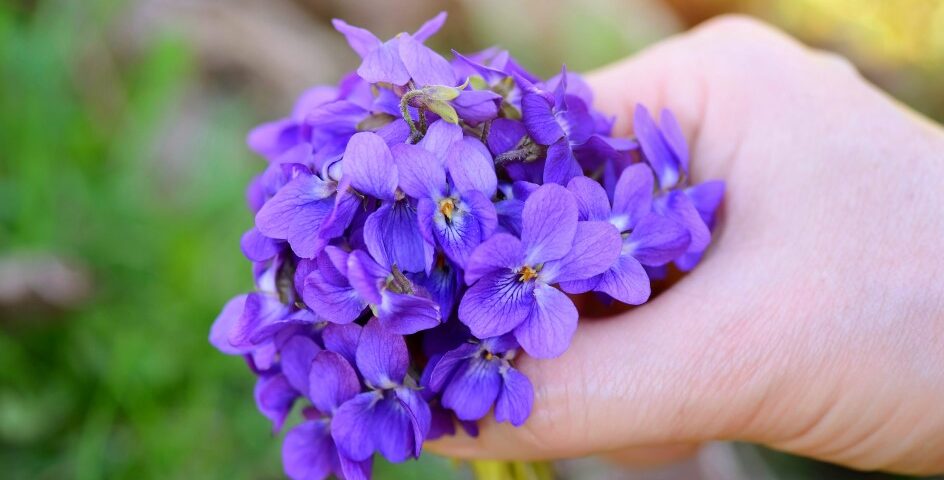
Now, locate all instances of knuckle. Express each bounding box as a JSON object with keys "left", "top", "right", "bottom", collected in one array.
[{"left": 811, "top": 49, "right": 860, "bottom": 77}]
